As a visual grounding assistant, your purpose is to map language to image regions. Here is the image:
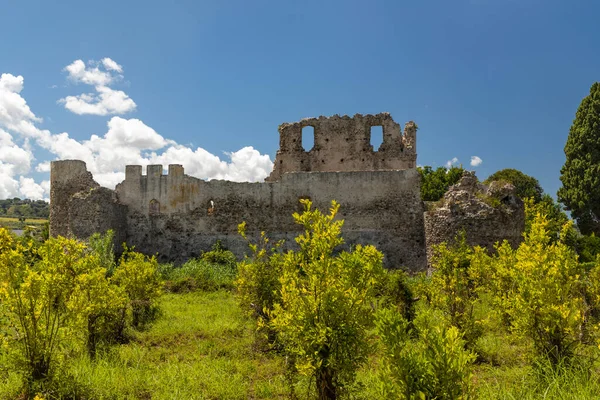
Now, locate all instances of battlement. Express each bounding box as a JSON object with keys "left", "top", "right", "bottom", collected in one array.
[
  {"left": 266, "top": 113, "right": 417, "bottom": 181},
  {"left": 125, "top": 164, "right": 185, "bottom": 180}
]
